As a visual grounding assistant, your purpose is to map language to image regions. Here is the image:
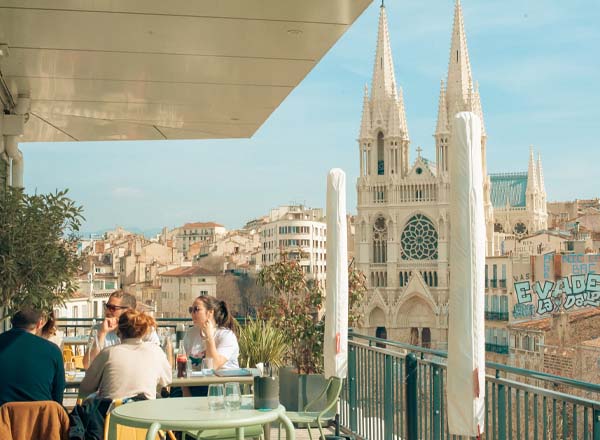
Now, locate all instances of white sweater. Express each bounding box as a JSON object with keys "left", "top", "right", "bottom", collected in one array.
[{"left": 80, "top": 338, "right": 172, "bottom": 400}]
